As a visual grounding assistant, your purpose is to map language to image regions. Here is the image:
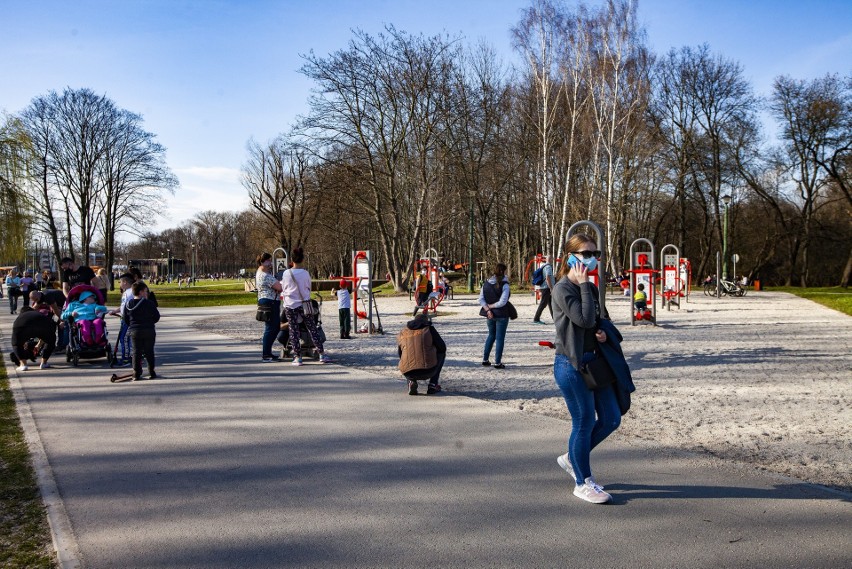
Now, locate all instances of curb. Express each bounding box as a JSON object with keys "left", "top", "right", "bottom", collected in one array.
[{"left": 3, "top": 340, "right": 84, "bottom": 569}]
